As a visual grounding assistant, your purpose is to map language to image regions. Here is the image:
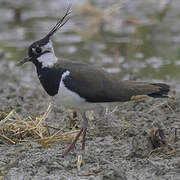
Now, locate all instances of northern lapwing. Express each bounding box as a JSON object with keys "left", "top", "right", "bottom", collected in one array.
[{"left": 17, "top": 8, "right": 170, "bottom": 155}]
